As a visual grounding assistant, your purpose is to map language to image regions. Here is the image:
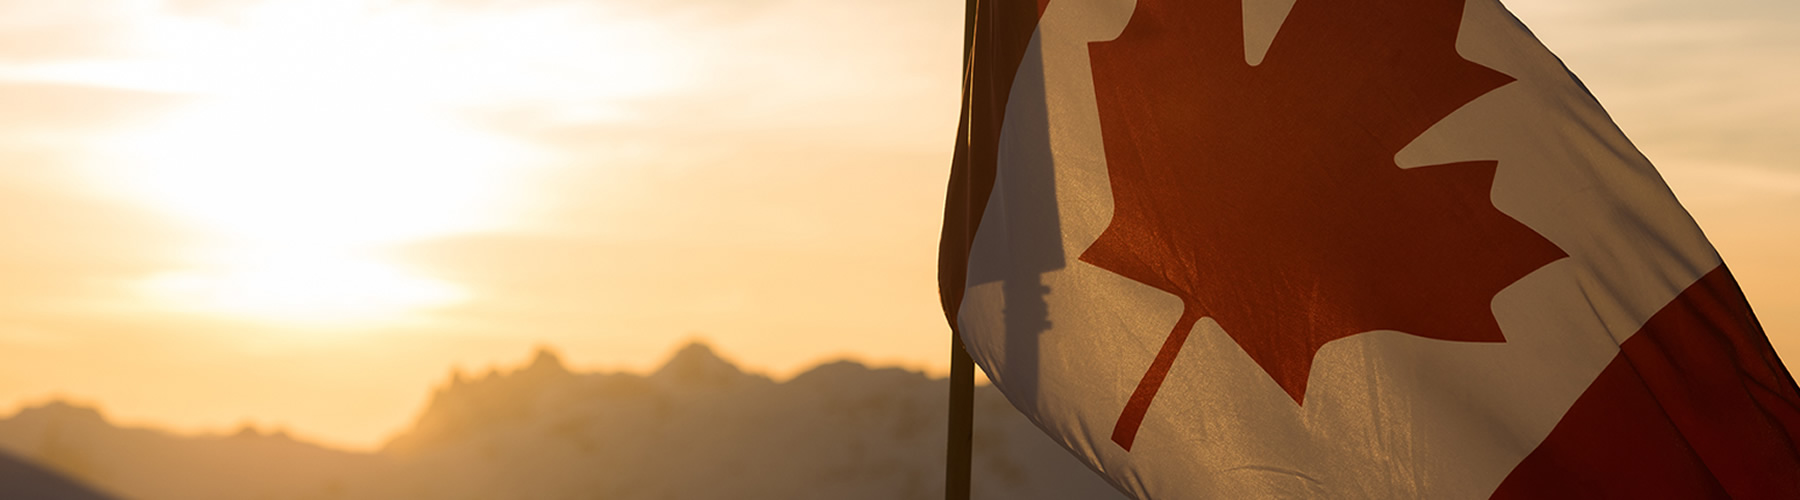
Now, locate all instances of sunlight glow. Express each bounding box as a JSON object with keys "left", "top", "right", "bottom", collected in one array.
[
  {"left": 41, "top": 0, "right": 691, "bottom": 325},
  {"left": 142, "top": 251, "right": 468, "bottom": 325},
  {"left": 105, "top": 97, "right": 518, "bottom": 324},
  {"left": 109, "top": 98, "right": 528, "bottom": 245}
]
